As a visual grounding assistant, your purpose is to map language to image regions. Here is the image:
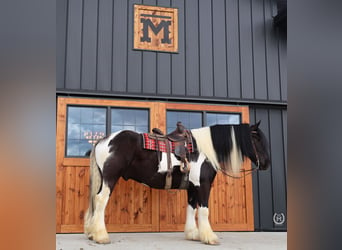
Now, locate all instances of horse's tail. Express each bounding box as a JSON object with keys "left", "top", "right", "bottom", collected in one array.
[{"left": 84, "top": 146, "right": 103, "bottom": 234}]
